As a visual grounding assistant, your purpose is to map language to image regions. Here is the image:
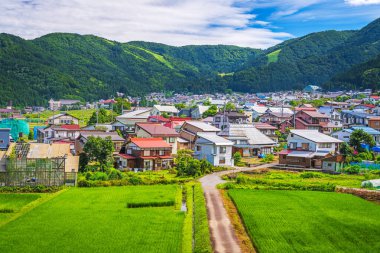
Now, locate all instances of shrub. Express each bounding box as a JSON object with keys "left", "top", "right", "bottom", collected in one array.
[
  {"left": 126, "top": 201, "right": 175, "bottom": 208},
  {"left": 0, "top": 185, "right": 62, "bottom": 193},
  {"left": 300, "top": 172, "right": 323, "bottom": 179},
  {"left": 262, "top": 154, "right": 275, "bottom": 163},
  {"left": 108, "top": 169, "right": 123, "bottom": 180},
  {"left": 0, "top": 208, "right": 14, "bottom": 213},
  {"left": 342, "top": 165, "right": 360, "bottom": 175},
  {"left": 90, "top": 172, "right": 108, "bottom": 181},
  {"left": 233, "top": 152, "right": 242, "bottom": 165},
  {"left": 77, "top": 179, "right": 93, "bottom": 187}
]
